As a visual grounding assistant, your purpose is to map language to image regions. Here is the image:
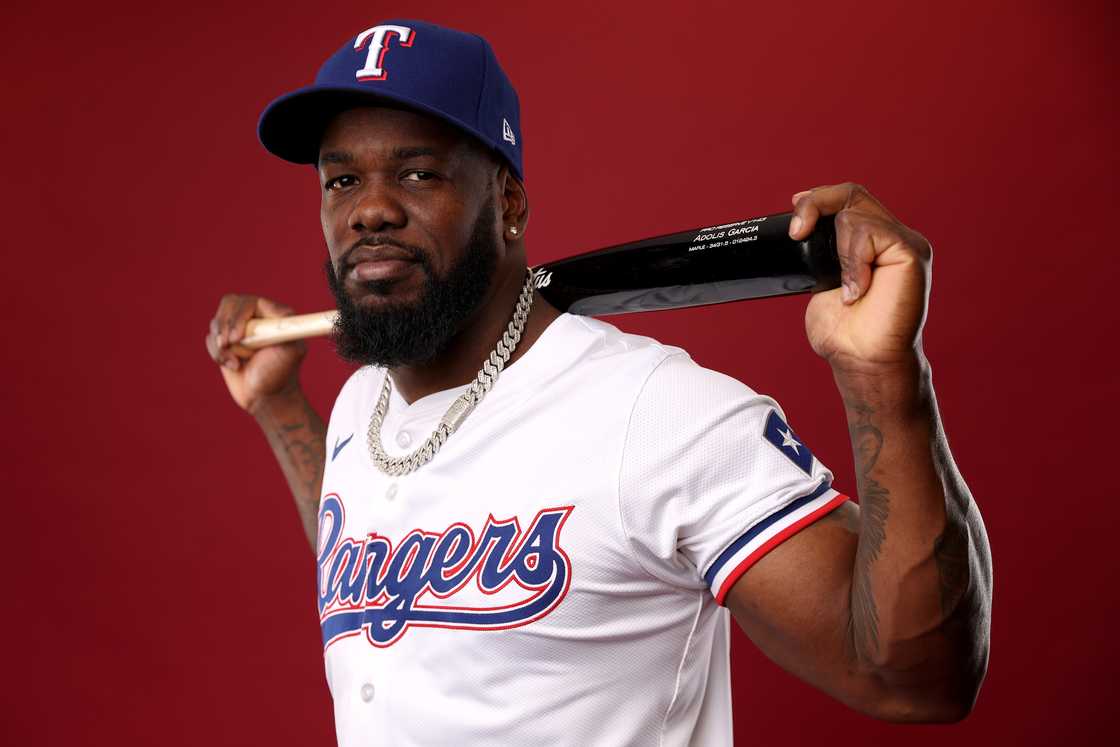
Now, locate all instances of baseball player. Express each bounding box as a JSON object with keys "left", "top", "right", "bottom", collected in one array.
[{"left": 205, "top": 19, "right": 992, "bottom": 746}]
